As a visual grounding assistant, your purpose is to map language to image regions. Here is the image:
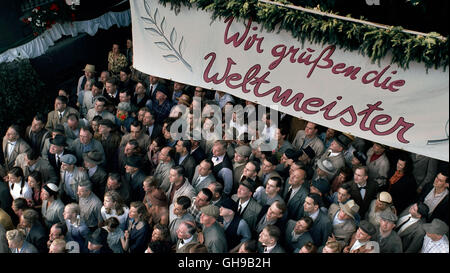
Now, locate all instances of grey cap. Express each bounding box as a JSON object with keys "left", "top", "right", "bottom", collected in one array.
[
  {"left": 200, "top": 204, "right": 220, "bottom": 219},
  {"left": 359, "top": 220, "right": 377, "bottom": 237},
  {"left": 235, "top": 145, "right": 252, "bottom": 158},
  {"left": 380, "top": 210, "right": 398, "bottom": 223},
  {"left": 117, "top": 102, "right": 131, "bottom": 112},
  {"left": 60, "top": 154, "right": 77, "bottom": 165},
  {"left": 317, "top": 158, "right": 336, "bottom": 175},
  {"left": 423, "top": 218, "right": 449, "bottom": 235}
]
